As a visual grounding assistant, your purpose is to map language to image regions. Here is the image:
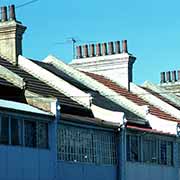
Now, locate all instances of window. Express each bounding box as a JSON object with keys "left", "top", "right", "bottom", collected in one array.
[
  {"left": 0, "top": 114, "right": 49, "bottom": 149},
  {"left": 143, "top": 137, "right": 157, "bottom": 163},
  {"left": 127, "top": 135, "right": 141, "bottom": 162},
  {"left": 57, "top": 124, "right": 116, "bottom": 165},
  {"left": 0, "top": 115, "right": 9, "bottom": 144},
  {"left": 127, "top": 133, "right": 174, "bottom": 166}
]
